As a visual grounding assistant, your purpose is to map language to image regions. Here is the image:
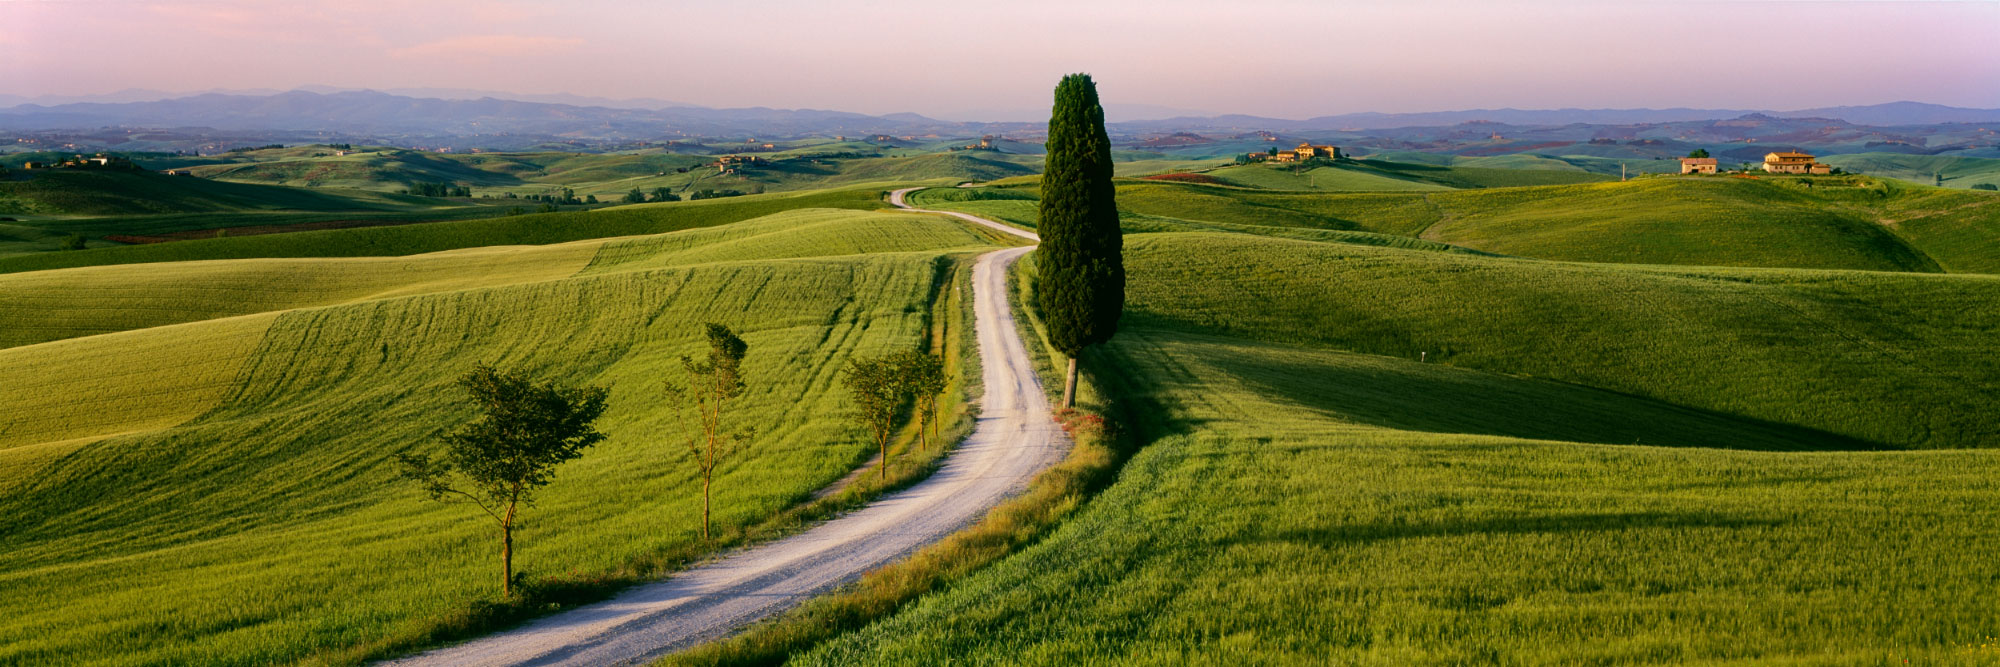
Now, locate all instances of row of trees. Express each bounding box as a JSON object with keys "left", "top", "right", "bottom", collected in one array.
[
  {"left": 399, "top": 323, "right": 950, "bottom": 595},
  {"left": 623, "top": 187, "right": 682, "bottom": 204},
  {"left": 841, "top": 350, "right": 948, "bottom": 480},
  {"left": 405, "top": 181, "right": 471, "bottom": 198}
]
